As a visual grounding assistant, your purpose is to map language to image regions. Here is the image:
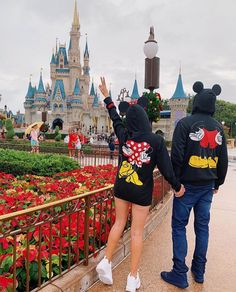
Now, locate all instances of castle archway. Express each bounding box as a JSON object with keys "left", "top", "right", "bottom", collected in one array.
[{"left": 52, "top": 118, "right": 63, "bottom": 130}]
